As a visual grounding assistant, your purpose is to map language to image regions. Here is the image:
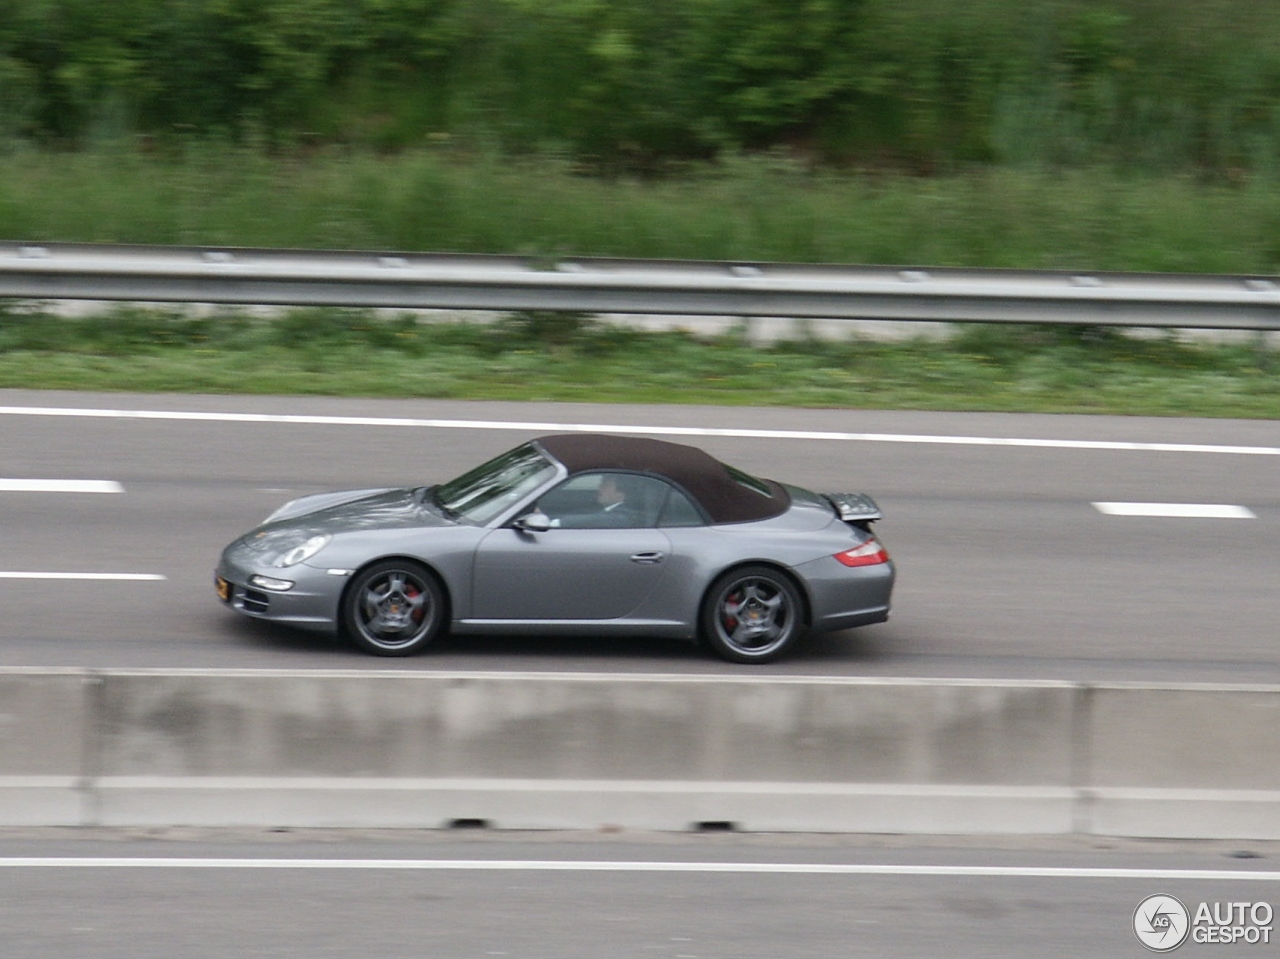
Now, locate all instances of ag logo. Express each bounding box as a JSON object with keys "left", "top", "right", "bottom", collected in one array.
[{"left": 1134, "top": 895, "right": 1191, "bottom": 952}]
